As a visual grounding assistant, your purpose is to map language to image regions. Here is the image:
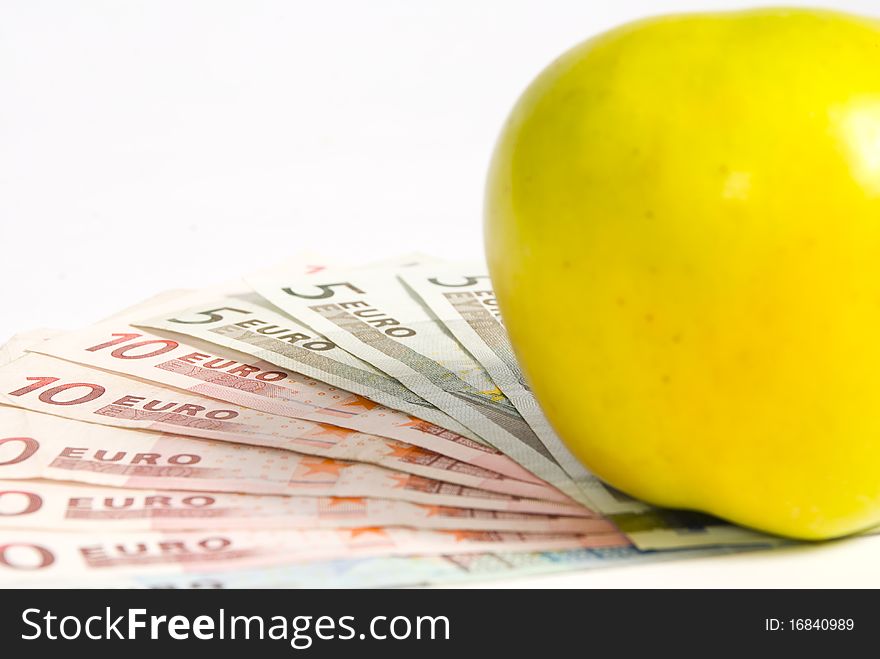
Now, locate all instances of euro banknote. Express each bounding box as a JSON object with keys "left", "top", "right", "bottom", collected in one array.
[
  {"left": 605, "top": 509, "right": 782, "bottom": 550},
  {"left": 245, "top": 265, "right": 591, "bottom": 508},
  {"left": 0, "top": 351, "right": 563, "bottom": 500},
  {"left": 139, "top": 292, "right": 479, "bottom": 440},
  {"left": 0, "top": 479, "right": 611, "bottom": 534},
  {"left": 0, "top": 527, "right": 630, "bottom": 584},
  {"left": 10, "top": 545, "right": 744, "bottom": 589},
  {"left": 35, "top": 320, "right": 538, "bottom": 483},
  {"left": 0, "top": 406, "right": 588, "bottom": 515}
]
